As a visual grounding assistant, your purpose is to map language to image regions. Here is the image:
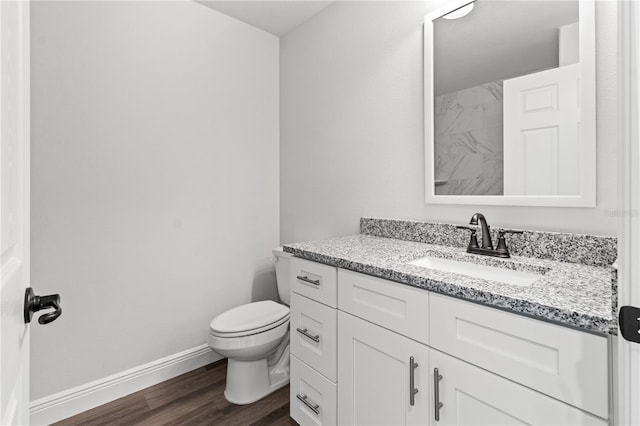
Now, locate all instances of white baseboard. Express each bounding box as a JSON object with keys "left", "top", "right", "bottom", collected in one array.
[{"left": 30, "top": 344, "right": 222, "bottom": 426}]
